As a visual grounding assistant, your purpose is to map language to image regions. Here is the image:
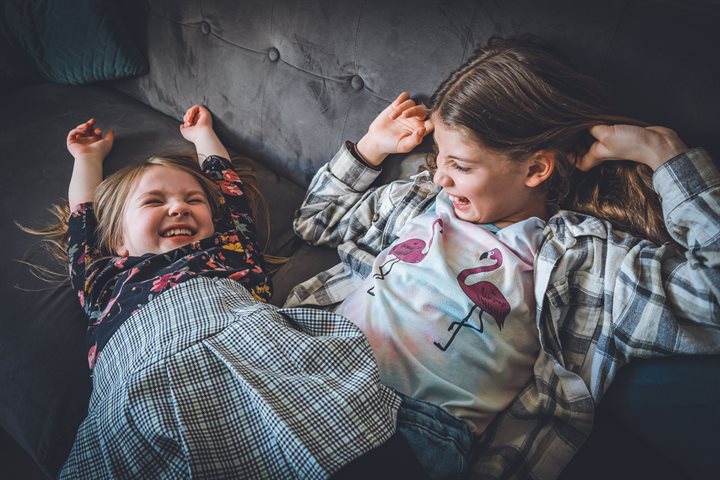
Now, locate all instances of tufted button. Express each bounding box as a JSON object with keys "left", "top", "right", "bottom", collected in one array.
[
  {"left": 372, "top": 212, "right": 380, "bottom": 222},
  {"left": 201, "top": 21, "right": 211, "bottom": 35},
  {"left": 268, "top": 47, "right": 280, "bottom": 62},
  {"left": 351, "top": 75, "right": 364, "bottom": 91}
]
